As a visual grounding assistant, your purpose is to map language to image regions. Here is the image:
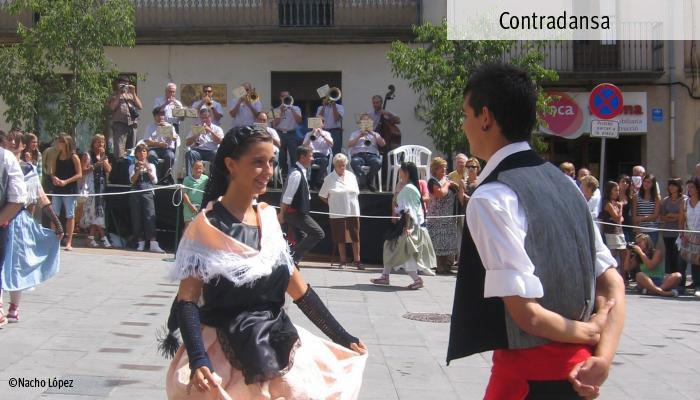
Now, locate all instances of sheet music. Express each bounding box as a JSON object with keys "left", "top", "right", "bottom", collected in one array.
[{"left": 307, "top": 117, "right": 323, "bottom": 129}]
